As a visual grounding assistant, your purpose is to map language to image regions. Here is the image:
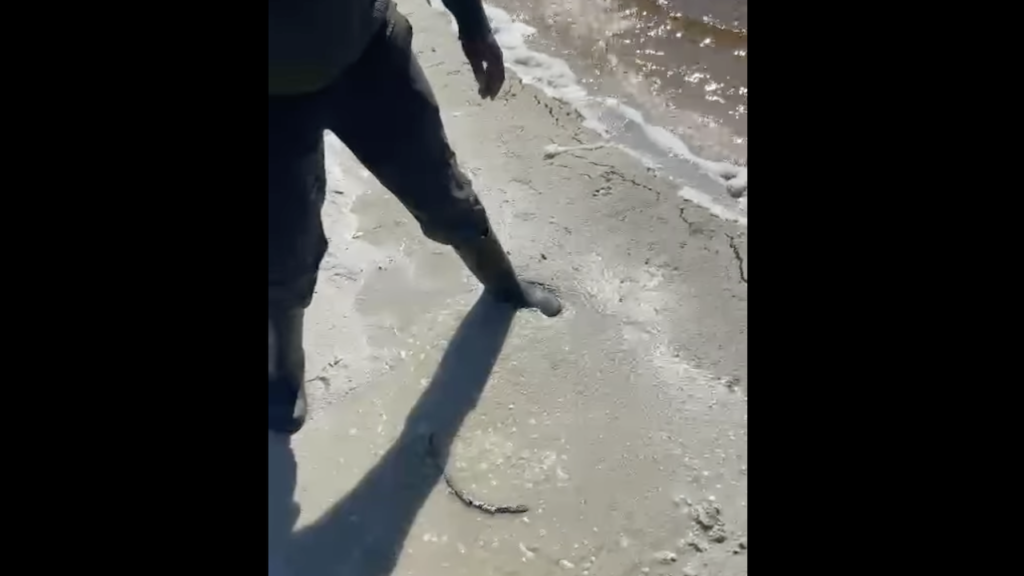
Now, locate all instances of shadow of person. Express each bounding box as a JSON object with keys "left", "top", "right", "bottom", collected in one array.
[{"left": 269, "top": 293, "right": 516, "bottom": 576}]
